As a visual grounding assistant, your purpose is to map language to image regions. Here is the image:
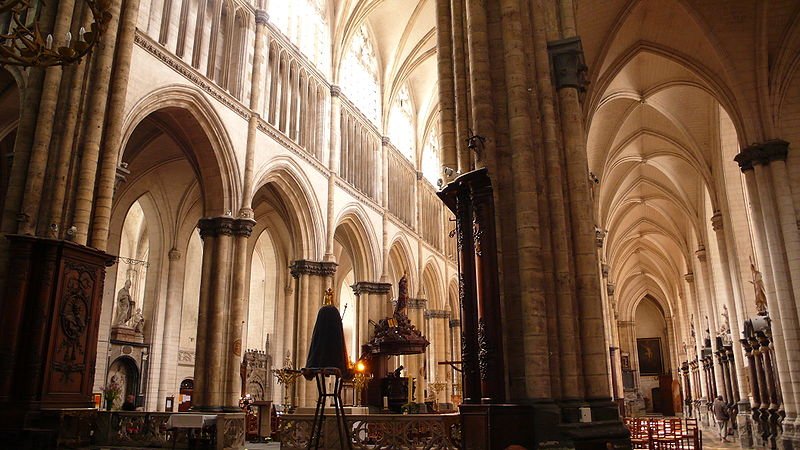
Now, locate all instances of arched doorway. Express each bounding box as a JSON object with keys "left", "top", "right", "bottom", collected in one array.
[{"left": 107, "top": 356, "right": 140, "bottom": 410}]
